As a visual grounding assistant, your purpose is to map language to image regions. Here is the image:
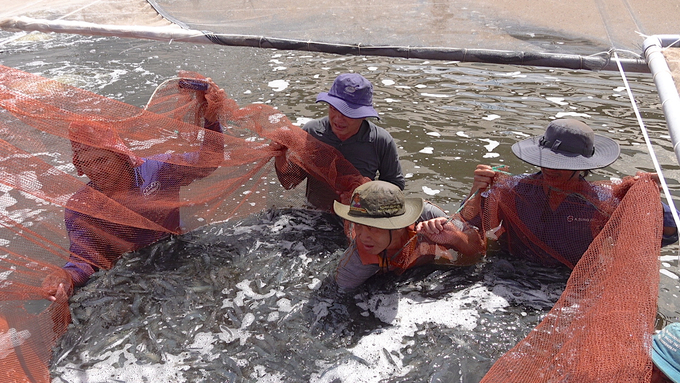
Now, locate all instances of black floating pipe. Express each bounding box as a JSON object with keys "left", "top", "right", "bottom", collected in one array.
[{"left": 0, "top": 17, "right": 649, "bottom": 73}]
